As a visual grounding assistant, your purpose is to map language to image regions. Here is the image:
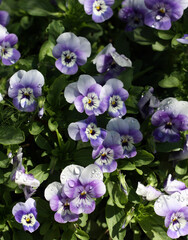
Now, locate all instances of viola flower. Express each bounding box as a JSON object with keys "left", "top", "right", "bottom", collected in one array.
[
  {"left": 0, "top": 25, "right": 20, "bottom": 65},
  {"left": 63, "top": 164, "right": 106, "bottom": 214},
  {"left": 144, "top": 0, "right": 188, "bottom": 30},
  {"left": 52, "top": 32, "right": 91, "bottom": 75},
  {"left": 12, "top": 198, "right": 40, "bottom": 233},
  {"left": 154, "top": 194, "right": 188, "bottom": 239},
  {"left": 164, "top": 174, "right": 187, "bottom": 195},
  {"left": 106, "top": 117, "right": 143, "bottom": 158},
  {"left": 177, "top": 34, "right": 188, "bottom": 44},
  {"left": 0, "top": 11, "right": 10, "bottom": 26},
  {"left": 136, "top": 182, "right": 161, "bottom": 201},
  {"left": 44, "top": 182, "right": 79, "bottom": 223},
  {"left": 100, "top": 78, "right": 129, "bottom": 118},
  {"left": 138, "top": 87, "right": 160, "bottom": 119},
  {"left": 68, "top": 115, "right": 107, "bottom": 147},
  {"left": 64, "top": 74, "right": 108, "bottom": 116},
  {"left": 151, "top": 110, "right": 188, "bottom": 142},
  {"left": 92, "top": 131, "right": 123, "bottom": 173},
  {"left": 119, "top": 0, "right": 148, "bottom": 31},
  {"left": 93, "top": 43, "right": 132, "bottom": 80},
  {"left": 8, "top": 70, "right": 45, "bottom": 112},
  {"left": 84, "top": 0, "right": 114, "bottom": 23}
]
